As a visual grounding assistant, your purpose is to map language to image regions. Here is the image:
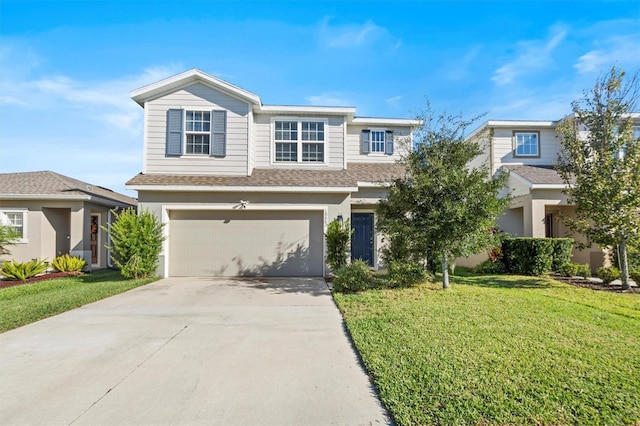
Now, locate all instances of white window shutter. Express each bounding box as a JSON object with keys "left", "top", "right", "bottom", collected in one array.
[
  {"left": 211, "top": 110, "right": 227, "bottom": 157},
  {"left": 166, "top": 109, "right": 183, "bottom": 156}
]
